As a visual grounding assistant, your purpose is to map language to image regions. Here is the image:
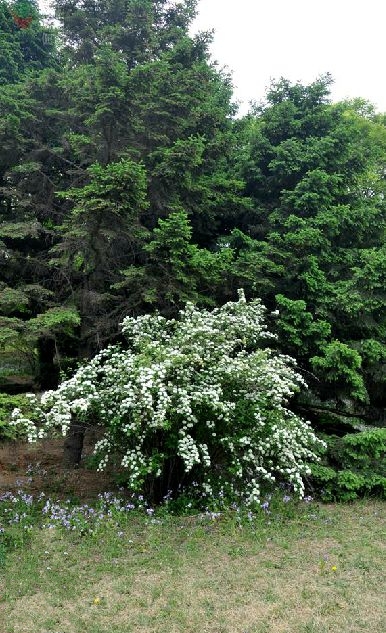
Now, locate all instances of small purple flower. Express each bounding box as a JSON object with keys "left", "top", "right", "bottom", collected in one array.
[
  {"left": 283, "top": 495, "right": 291, "bottom": 503},
  {"left": 205, "top": 511, "right": 221, "bottom": 520},
  {"left": 20, "top": 493, "right": 33, "bottom": 505}
]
